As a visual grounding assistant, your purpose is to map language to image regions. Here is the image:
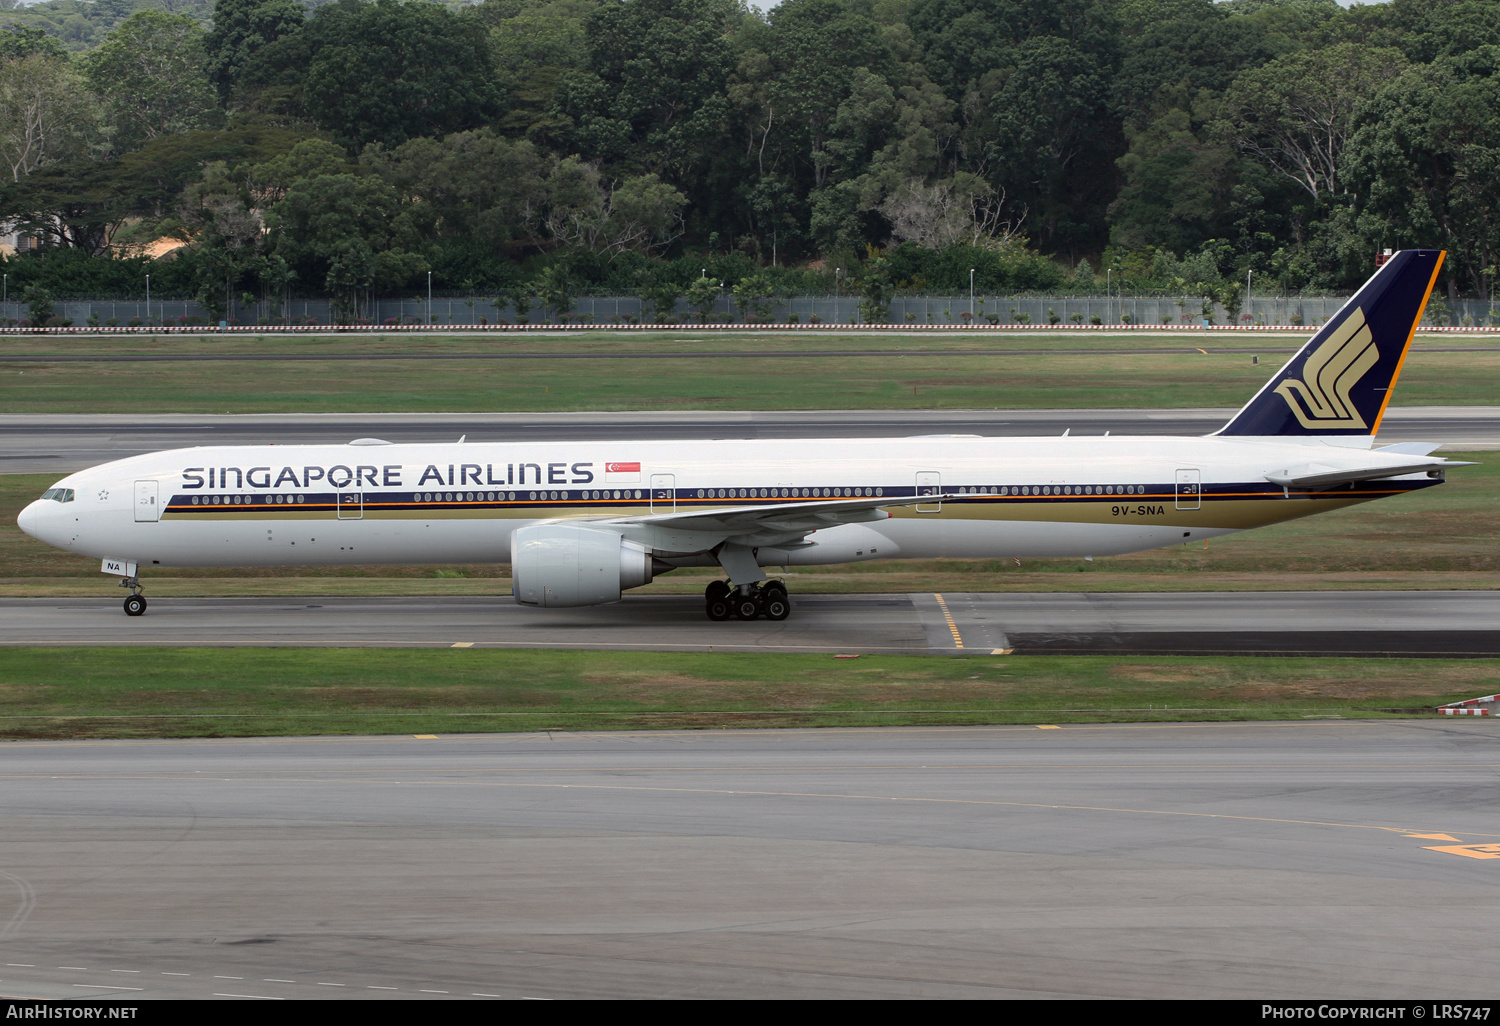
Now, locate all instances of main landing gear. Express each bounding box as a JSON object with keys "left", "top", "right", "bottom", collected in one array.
[
  {"left": 120, "top": 575, "right": 147, "bottom": 616},
  {"left": 704, "top": 580, "right": 790, "bottom": 622}
]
